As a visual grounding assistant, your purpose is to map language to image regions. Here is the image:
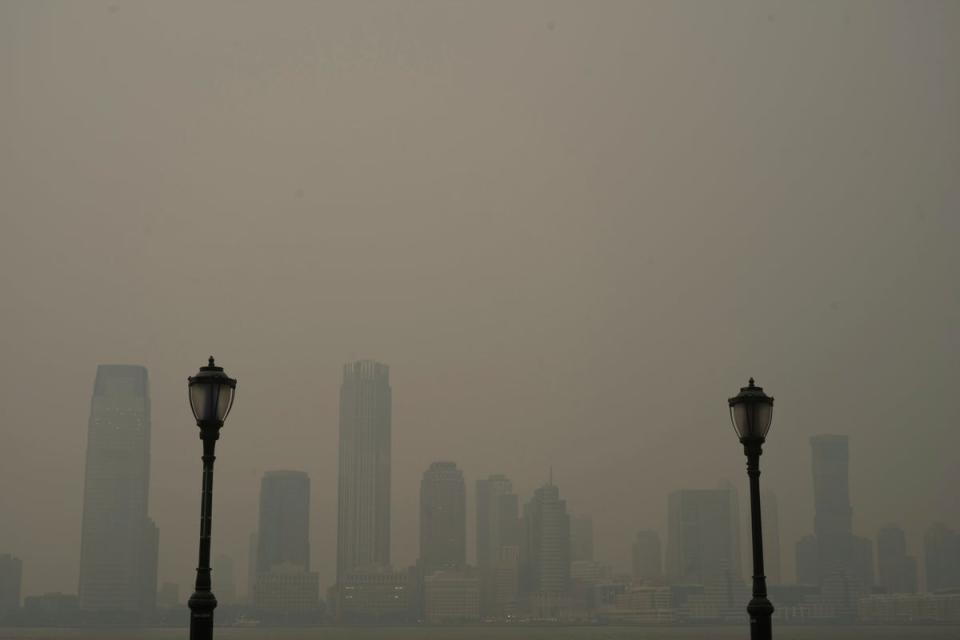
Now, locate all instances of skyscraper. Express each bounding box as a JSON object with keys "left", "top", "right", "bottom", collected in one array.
[
  {"left": 666, "top": 488, "right": 740, "bottom": 585},
  {"left": 632, "top": 530, "right": 662, "bottom": 584},
  {"left": 256, "top": 471, "right": 311, "bottom": 574},
  {"left": 570, "top": 516, "right": 594, "bottom": 562},
  {"left": 253, "top": 471, "right": 318, "bottom": 613},
  {"left": 419, "top": 462, "right": 466, "bottom": 575},
  {"left": 923, "top": 523, "right": 960, "bottom": 593},
  {"left": 78, "top": 365, "right": 158, "bottom": 616},
  {"left": 476, "top": 474, "right": 519, "bottom": 618},
  {"left": 521, "top": 483, "right": 570, "bottom": 596},
  {"left": 337, "top": 360, "right": 392, "bottom": 582},
  {"left": 877, "top": 524, "right": 917, "bottom": 594},
  {"left": 213, "top": 554, "right": 237, "bottom": 605},
  {"left": 795, "top": 435, "right": 874, "bottom": 589},
  {"left": 0, "top": 554, "right": 22, "bottom": 617},
  {"left": 761, "top": 490, "right": 781, "bottom": 584}
]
